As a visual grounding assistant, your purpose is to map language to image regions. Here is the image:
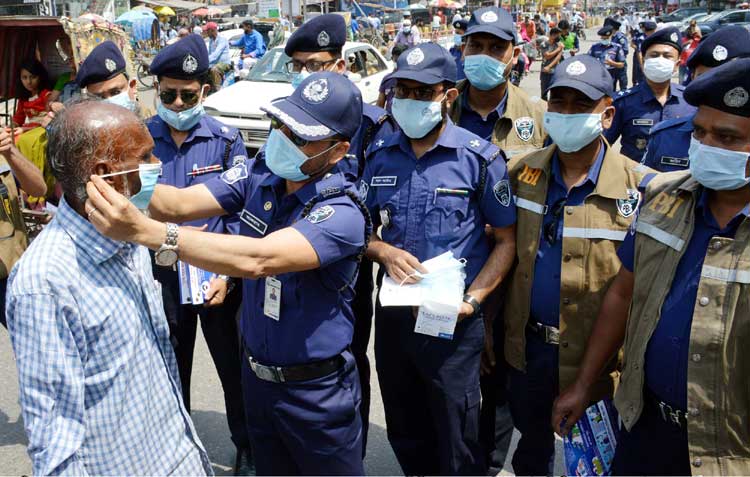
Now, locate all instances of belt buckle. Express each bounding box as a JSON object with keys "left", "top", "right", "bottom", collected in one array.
[
  {"left": 250, "top": 360, "right": 285, "bottom": 383},
  {"left": 544, "top": 326, "right": 560, "bottom": 345}
]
